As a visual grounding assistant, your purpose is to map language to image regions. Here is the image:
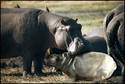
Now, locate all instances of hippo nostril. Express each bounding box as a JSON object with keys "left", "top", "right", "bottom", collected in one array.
[
  {"left": 80, "top": 42, "right": 84, "bottom": 45},
  {"left": 74, "top": 37, "right": 79, "bottom": 42}
]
